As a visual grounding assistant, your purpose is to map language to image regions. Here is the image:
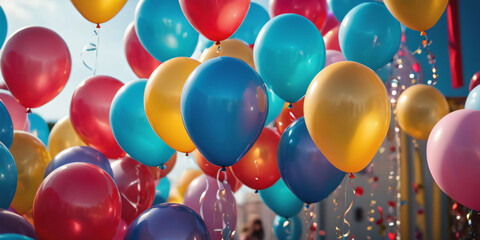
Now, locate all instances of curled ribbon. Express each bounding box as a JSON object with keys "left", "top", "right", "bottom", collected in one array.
[{"left": 81, "top": 27, "right": 100, "bottom": 75}]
